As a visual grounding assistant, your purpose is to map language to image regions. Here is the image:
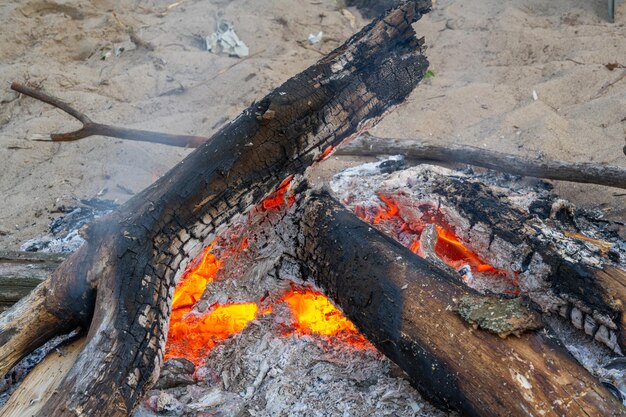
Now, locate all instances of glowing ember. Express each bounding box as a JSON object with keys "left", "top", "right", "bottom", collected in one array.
[
  {"left": 358, "top": 193, "right": 513, "bottom": 285},
  {"left": 281, "top": 288, "right": 369, "bottom": 347},
  {"left": 166, "top": 303, "right": 259, "bottom": 363},
  {"left": 435, "top": 225, "right": 503, "bottom": 275},
  {"left": 171, "top": 242, "right": 221, "bottom": 311},
  {"left": 260, "top": 175, "right": 296, "bottom": 210},
  {"left": 319, "top": 145, "right": 334, "bottom": 161},
  {"left": 373, "top": 194, "right": 400, "bottom": 224}
]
